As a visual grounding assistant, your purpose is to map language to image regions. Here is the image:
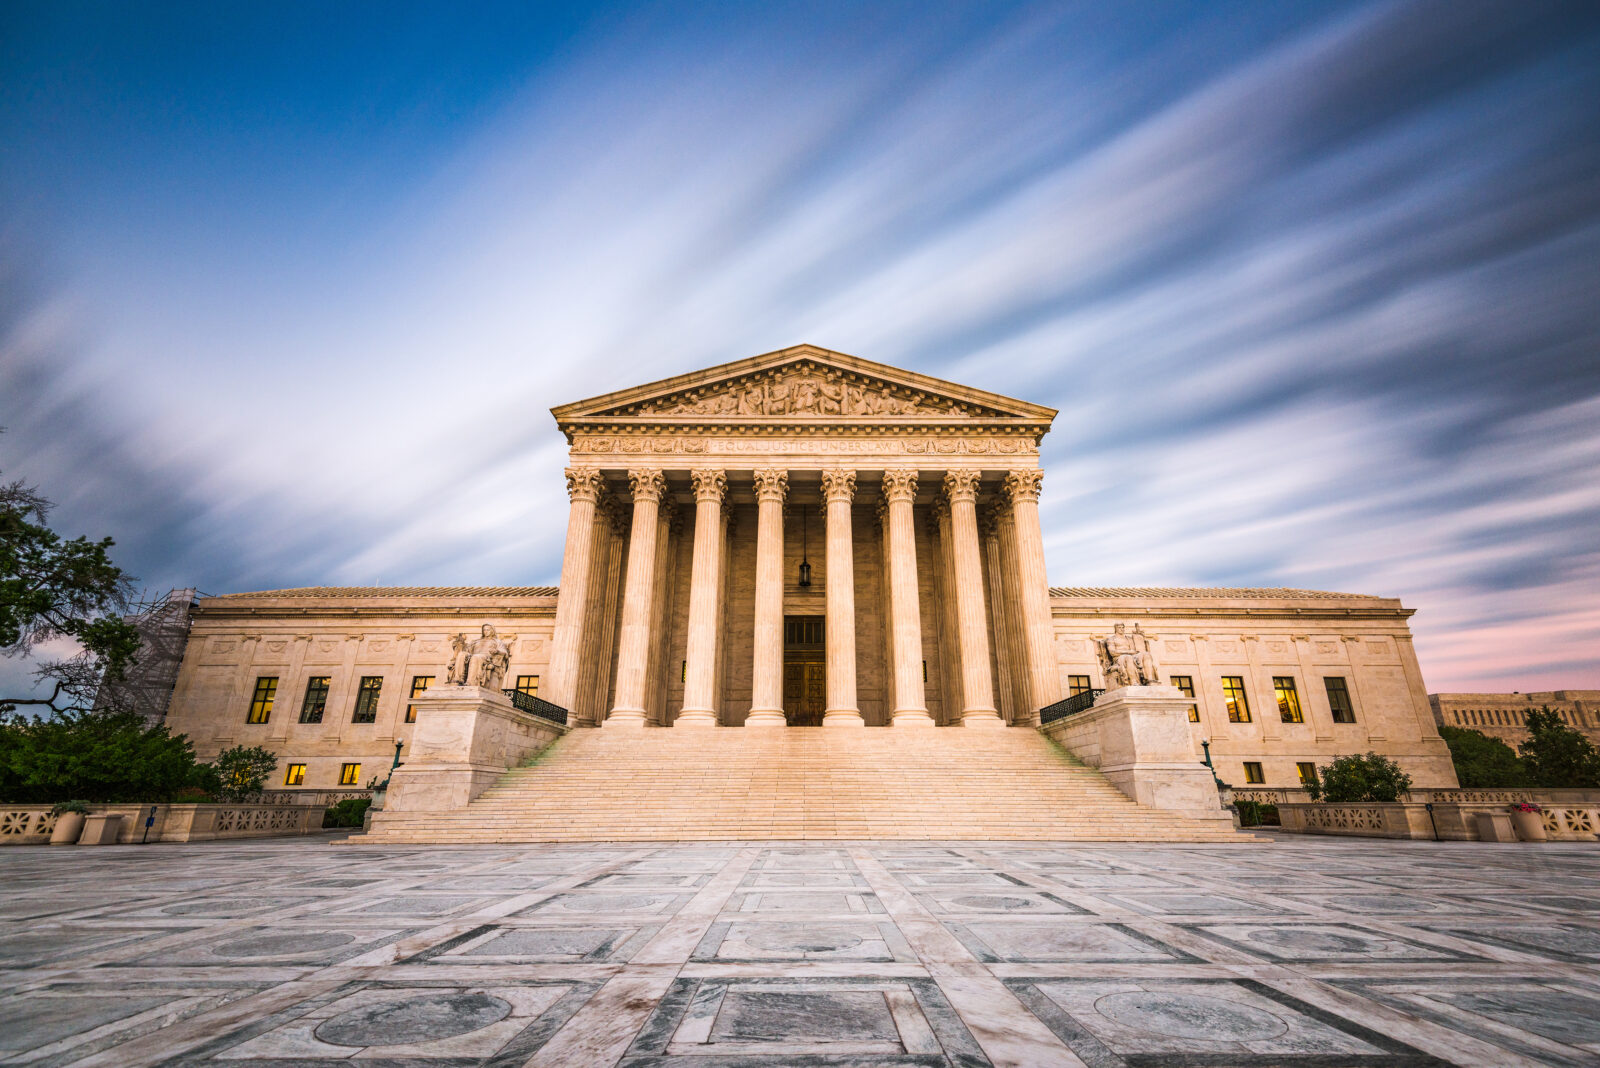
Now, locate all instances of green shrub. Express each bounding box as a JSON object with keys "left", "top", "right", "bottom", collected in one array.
[
  {"left": 1234, "top": 800, "right": 1282, "bottom": 827},
  {"left": 1439, "top": 725, "right": 1528, "bottom": 787},
  {"left": 0, "top": 709, "right": 200, "bottom": 803},
  {"left": 205, "top": 745, "right": 279, "bottom": 803},
  {"left": 1315, "top": 752, "right": 1413, "bottom": 803},
  {"left": 323, "top": 798, "right": 372, "bottom": 828},
  {"left": 50, "top": 799, "right": 90, "bottom": 815},
  {"left": 1520, "top": 707, "right": 1600, "bottom": 788}
]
